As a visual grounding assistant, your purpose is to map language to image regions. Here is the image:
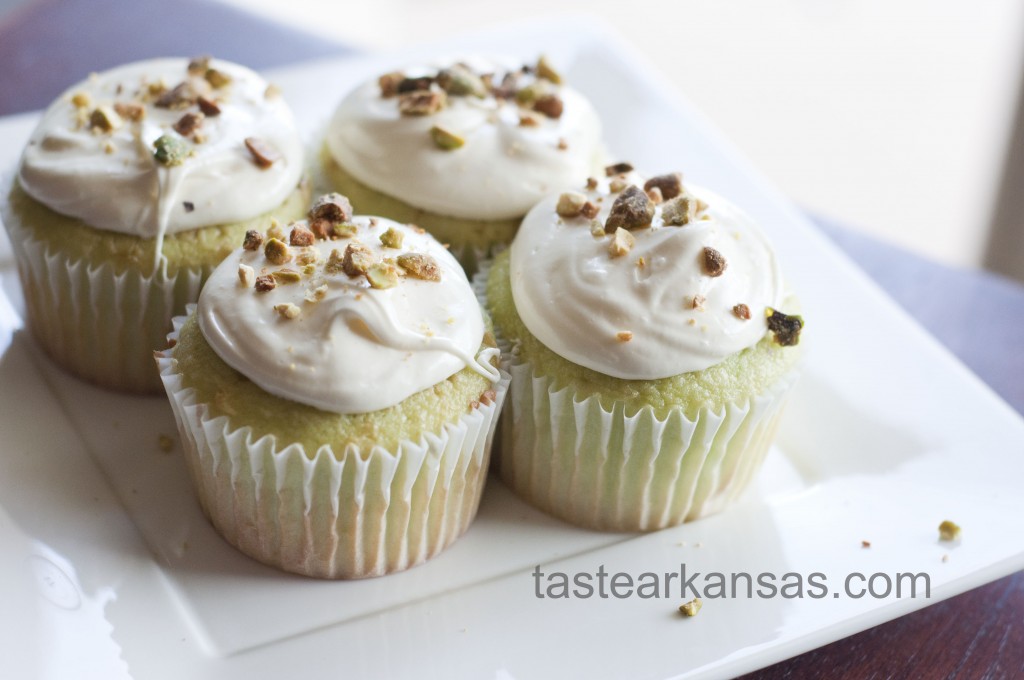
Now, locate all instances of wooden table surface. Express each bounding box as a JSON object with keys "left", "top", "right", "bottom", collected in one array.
[{"left": 2, "top": 1, "right": 1022, "bottom": 677}]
